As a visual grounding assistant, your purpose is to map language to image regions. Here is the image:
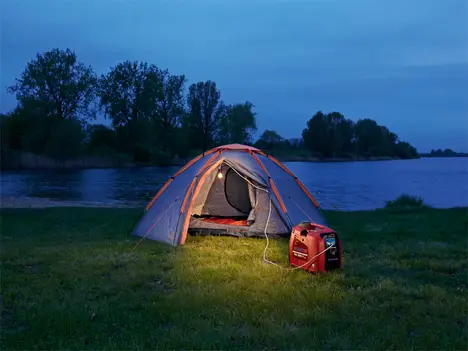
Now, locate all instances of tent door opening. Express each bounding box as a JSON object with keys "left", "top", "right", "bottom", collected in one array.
[{"left": 190, "top": 162, "right": 257, "bottom": 228}]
